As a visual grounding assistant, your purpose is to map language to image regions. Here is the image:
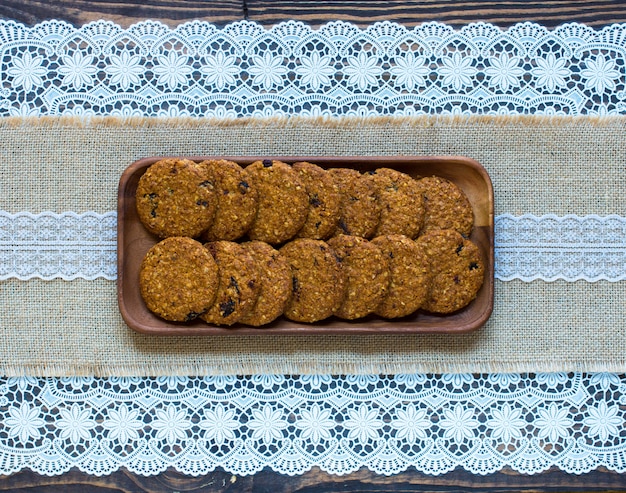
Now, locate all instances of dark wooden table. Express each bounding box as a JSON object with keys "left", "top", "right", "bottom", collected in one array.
[
  {"left": 3, "top": 0, "right": 626, "bottom": 29},
  {"left": 1, "top": 1, "right": 626, "bottom": 492}
]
